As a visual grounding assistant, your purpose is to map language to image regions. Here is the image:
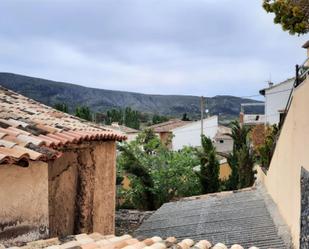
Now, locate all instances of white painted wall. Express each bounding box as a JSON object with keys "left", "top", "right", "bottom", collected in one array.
[
  {"left": 172, "top": 116, "right": 218, "bottom": 150},
  {"left": 264, "top": 79, "right": 294, "bottom": 125}
]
